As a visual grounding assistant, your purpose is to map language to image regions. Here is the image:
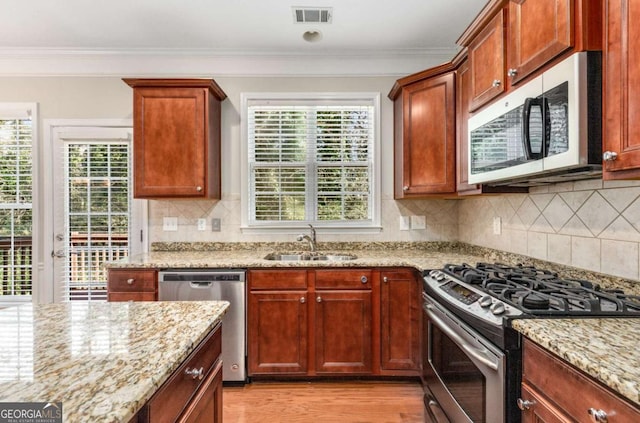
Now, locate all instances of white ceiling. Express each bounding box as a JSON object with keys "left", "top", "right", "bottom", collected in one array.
[{"left": 0, "top": 0, "right": 487, "bottom": 76}]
